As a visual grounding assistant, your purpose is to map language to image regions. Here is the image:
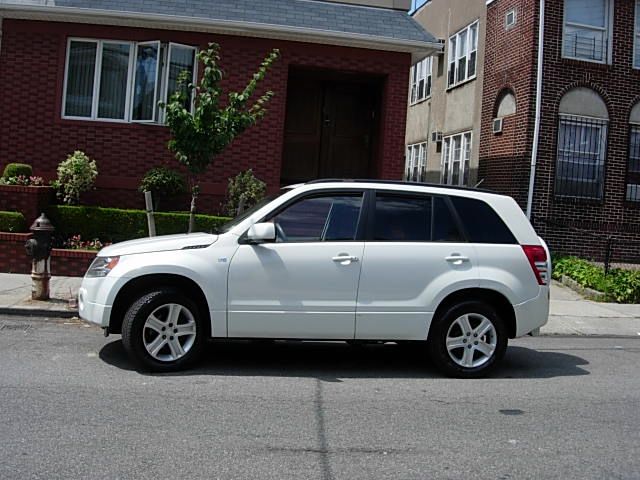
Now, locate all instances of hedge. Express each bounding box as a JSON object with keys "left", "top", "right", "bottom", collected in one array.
[
  {"left": 553, "top": 256, "right": 640, "bottom": 304},
  {"left": 2, "top": 163, "right": 32, "bottom": 178},
  {"left": 0, "top": 211, "right": 27, "bottom": 232},
  {"left": 47, "top": 205, "right": 230, "bottom": 244}
]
